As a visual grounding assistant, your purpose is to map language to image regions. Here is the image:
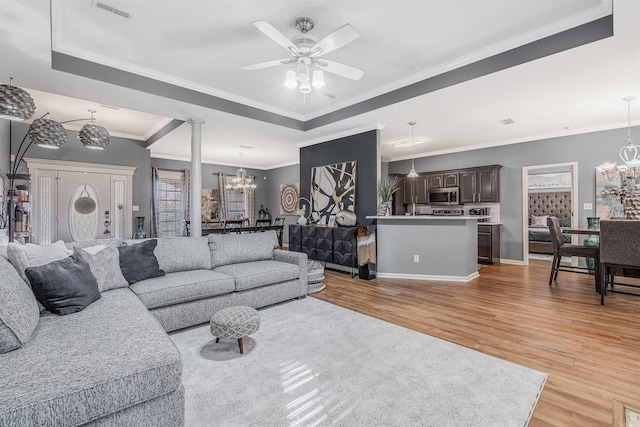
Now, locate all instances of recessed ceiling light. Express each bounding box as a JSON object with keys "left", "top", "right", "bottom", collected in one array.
[
  {"left": 499, "top": 118, "right": 515, "bottom": 125},
  {"left": 392, "top": 137, "right": 426, "bottom": 148}
]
